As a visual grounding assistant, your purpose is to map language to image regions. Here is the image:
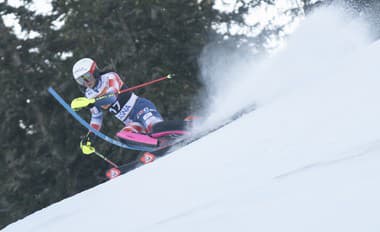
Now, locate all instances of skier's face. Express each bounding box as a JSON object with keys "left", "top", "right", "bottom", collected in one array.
[
  {"left": 79, "top": 72, "right": 96, "bottom": 88},
  {"left": 83, "top": 77, "right": 96, "bottom": 88}
]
